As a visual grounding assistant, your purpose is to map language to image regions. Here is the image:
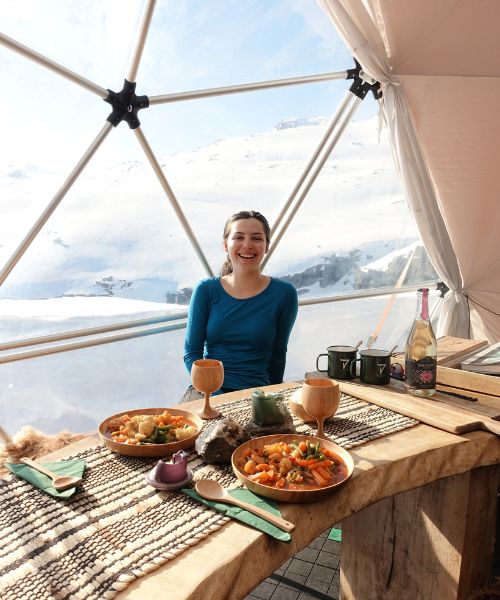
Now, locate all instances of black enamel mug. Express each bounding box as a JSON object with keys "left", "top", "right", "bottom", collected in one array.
[
  {"left": 316, "top": 345, "right": 358, "bottom": 380},
  {"left": 359, "top": 349, "right": 392, "bottom": 385}
]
